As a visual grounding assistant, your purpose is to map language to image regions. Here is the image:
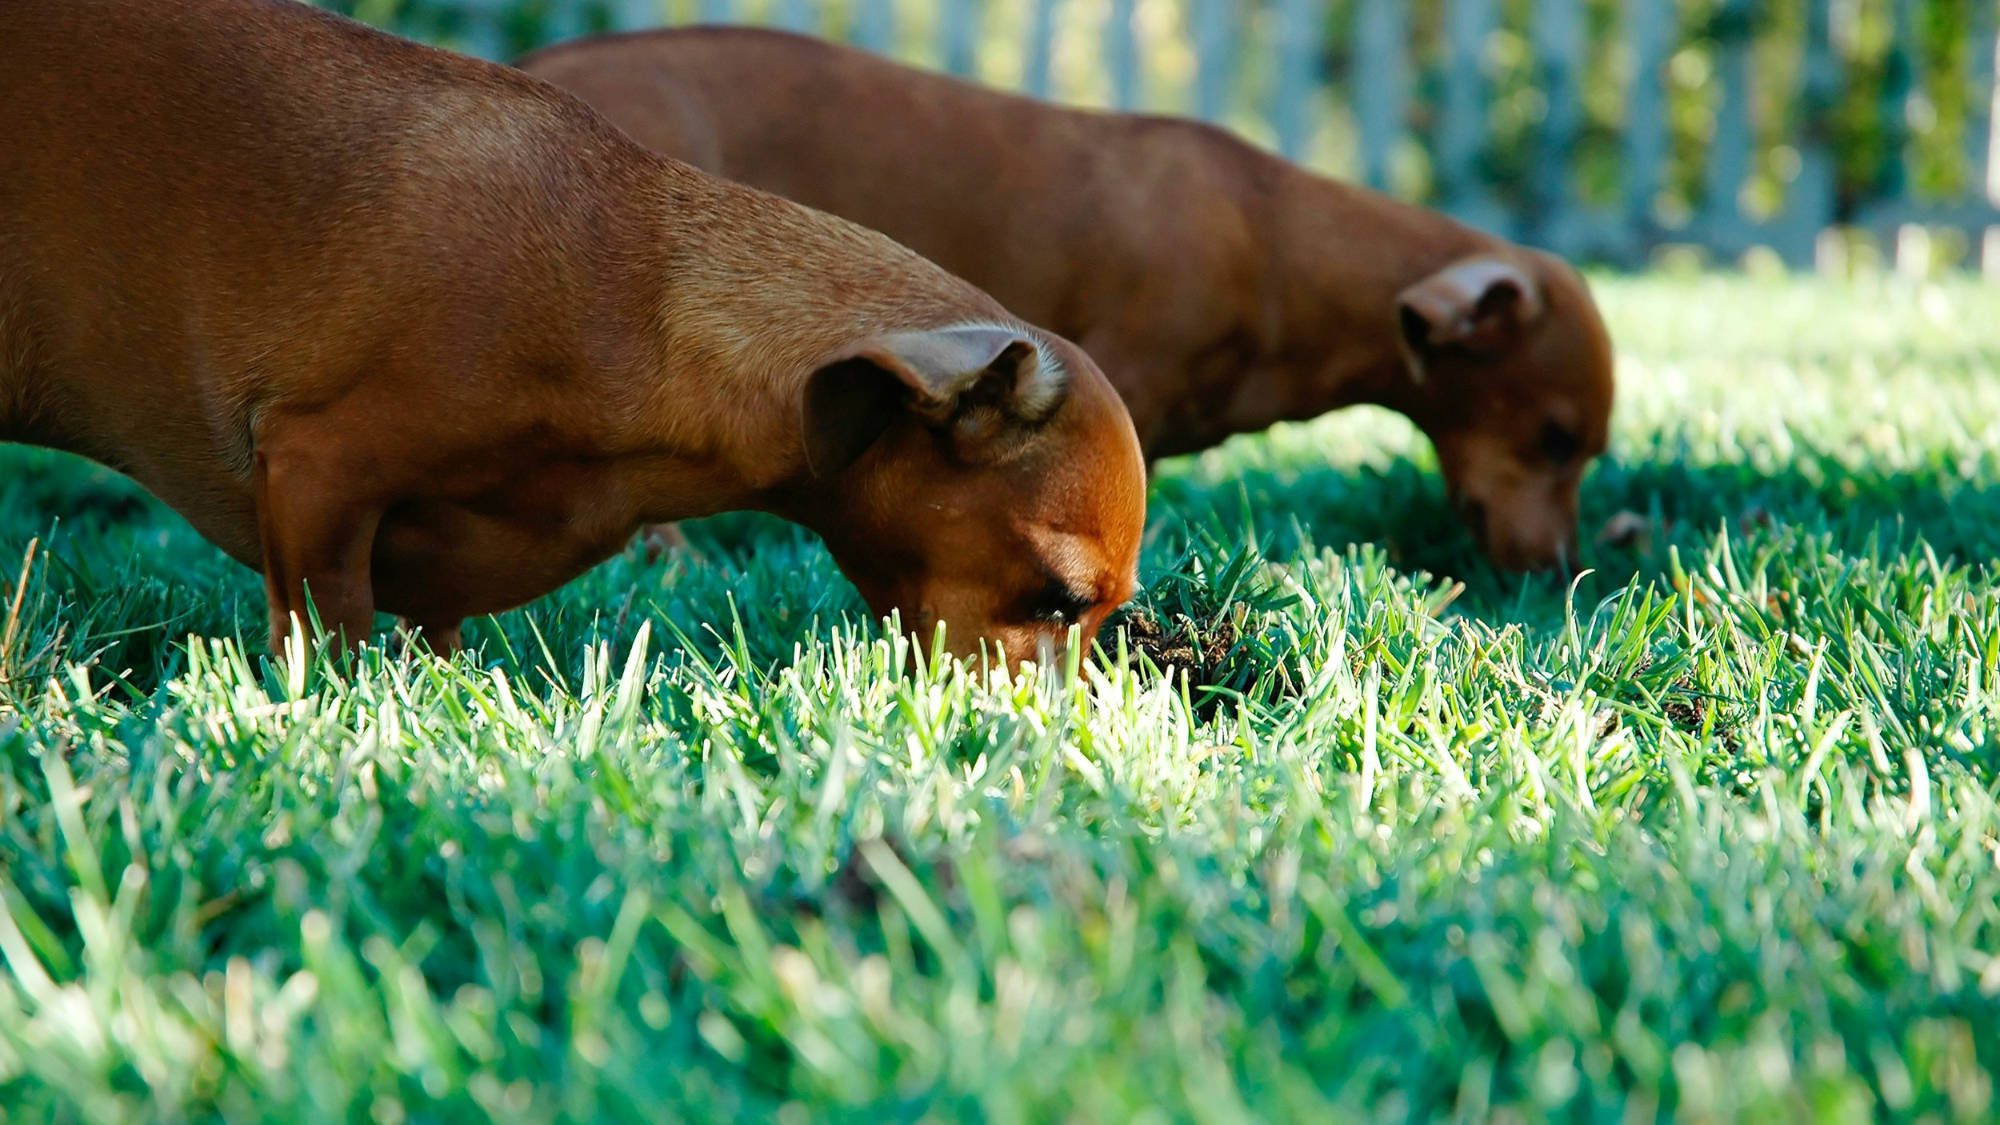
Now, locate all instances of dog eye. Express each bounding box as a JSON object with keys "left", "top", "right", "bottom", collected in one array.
[
  {"left": 1027, "top": 580, "right": 1094, "bottom": 625},
  {"left": 1539, "top": 421, "right": 1582, "bottom": 464}
]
